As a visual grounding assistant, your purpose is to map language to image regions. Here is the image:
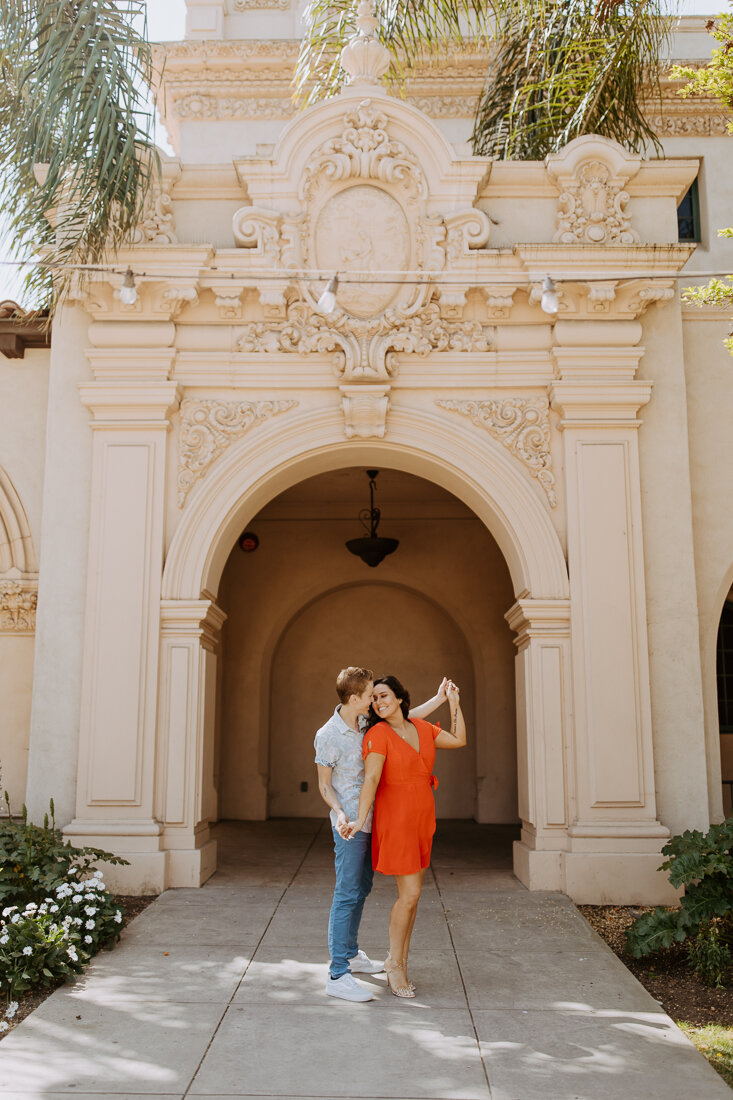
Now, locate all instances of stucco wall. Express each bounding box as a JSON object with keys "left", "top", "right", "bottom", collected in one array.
[
  {"left": 216, "top": 474, "right": 518, "bottom": 824},
  {"left": 0, "top": 347, "right": 49, "bottom": 807}
]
